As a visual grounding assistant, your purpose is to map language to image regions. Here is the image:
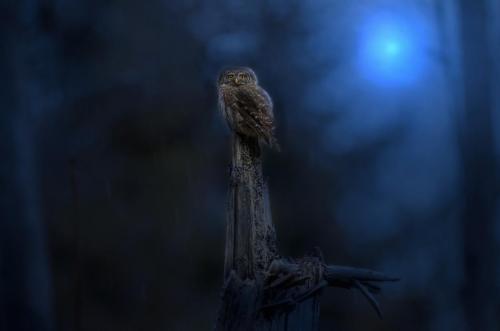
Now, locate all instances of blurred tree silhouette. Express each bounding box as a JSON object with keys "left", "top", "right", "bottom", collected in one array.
[{"left": 458, "top": 0, "right": 498, "bottom": 330}]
